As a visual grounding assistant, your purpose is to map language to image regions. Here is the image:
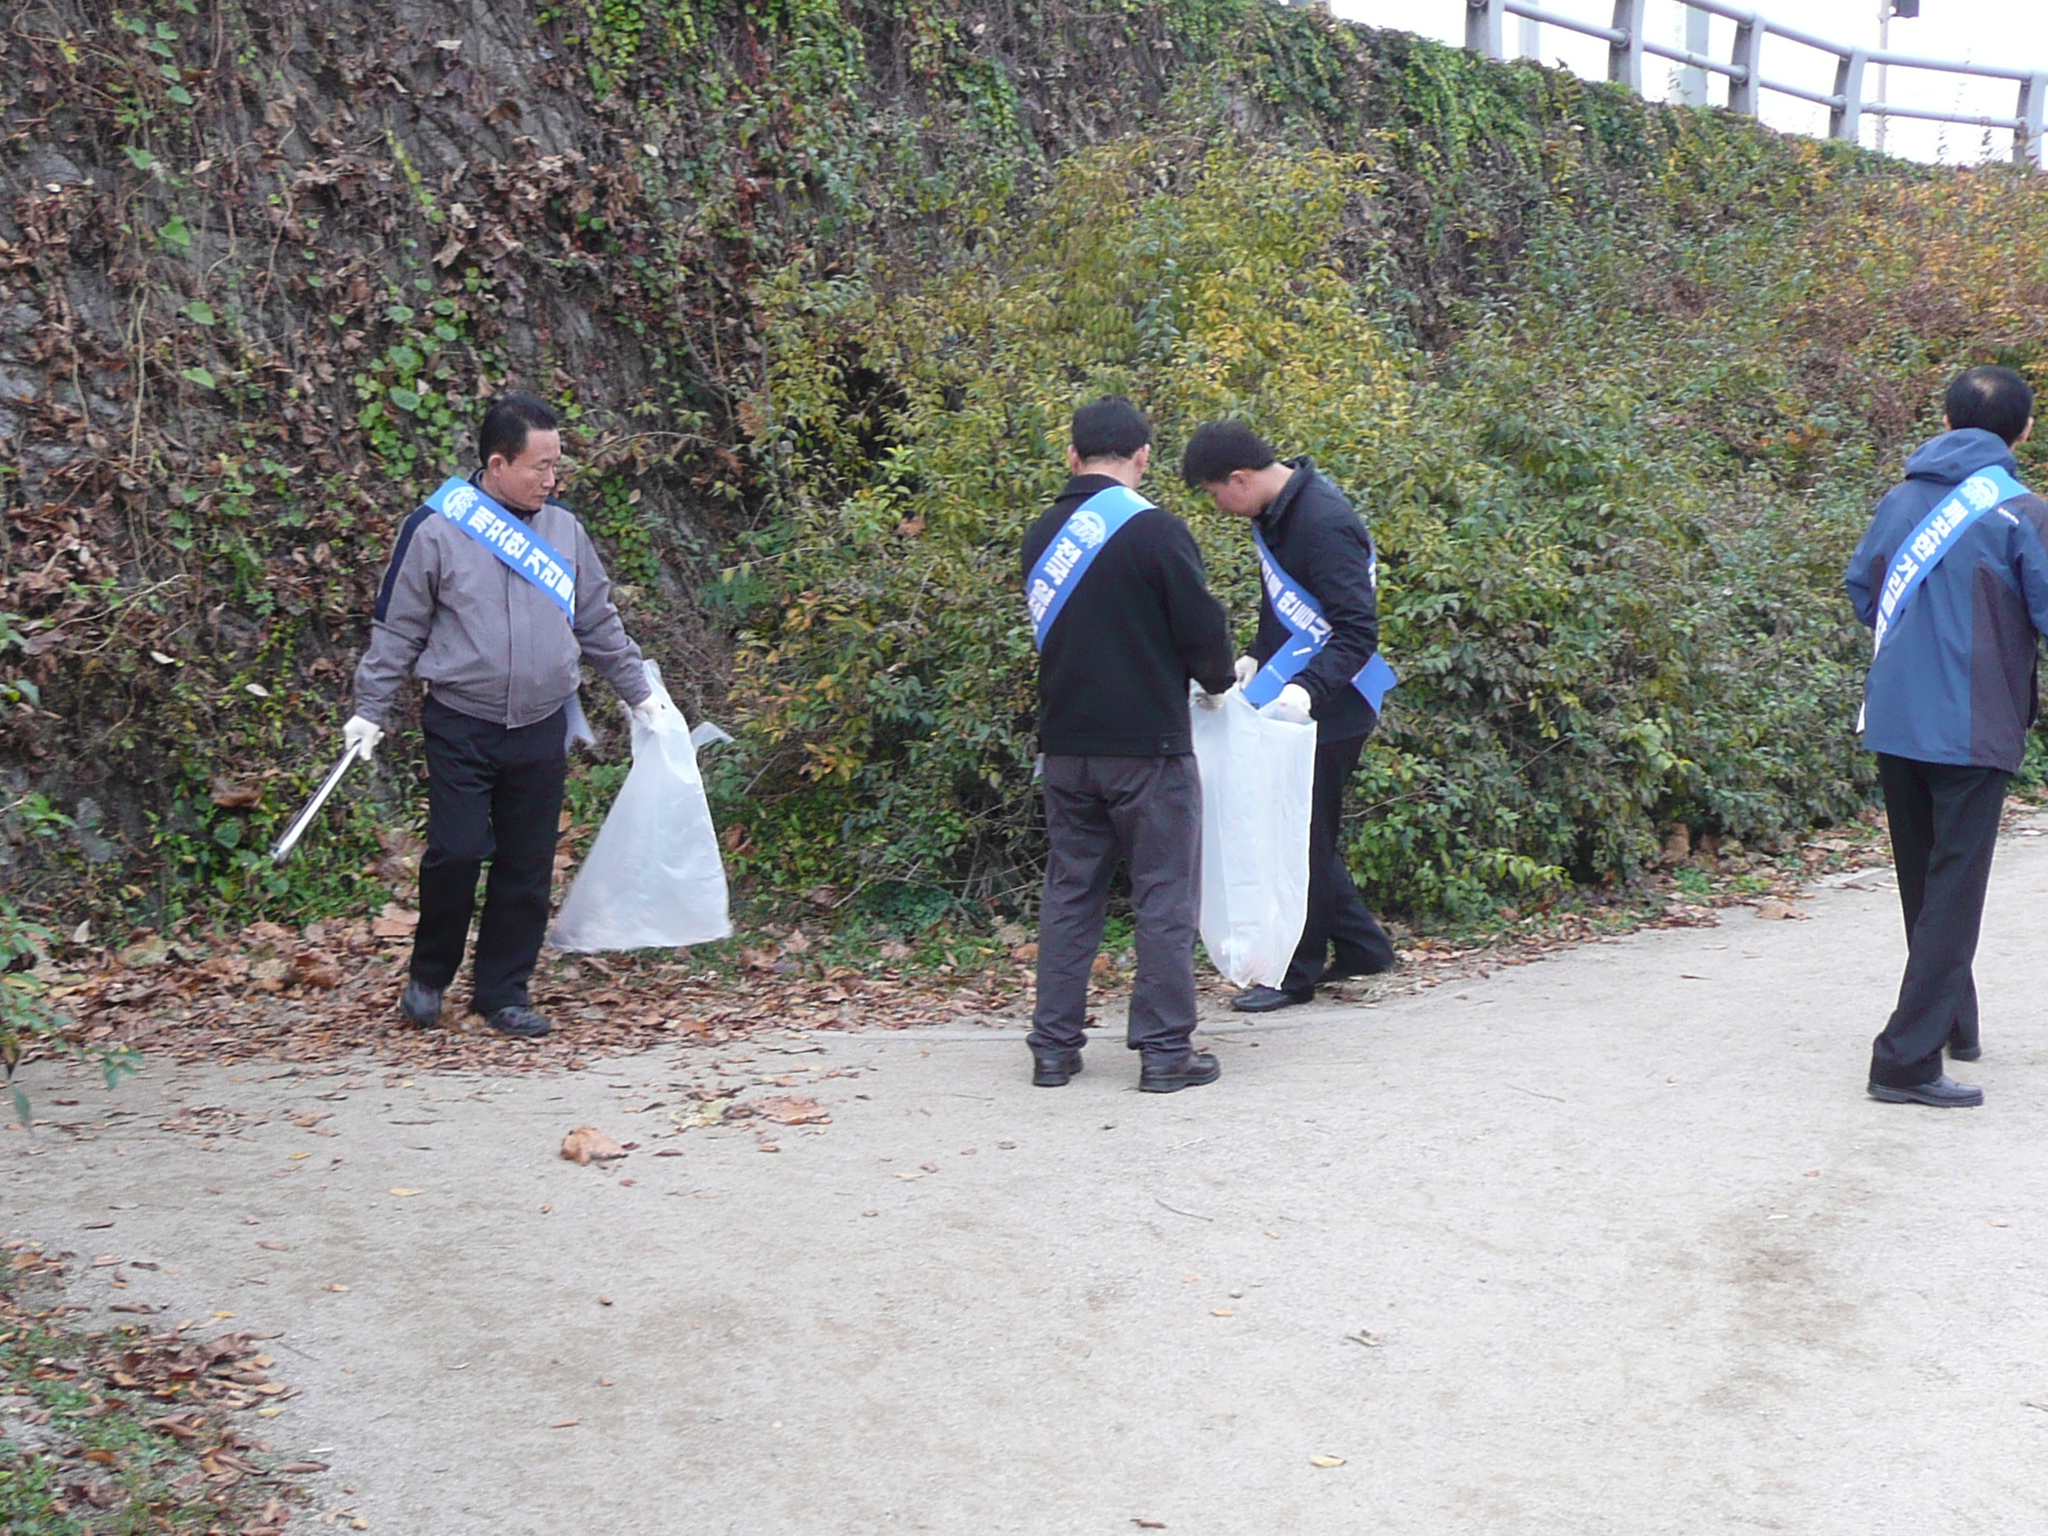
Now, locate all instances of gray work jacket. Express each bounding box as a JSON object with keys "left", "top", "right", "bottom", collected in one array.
[{"left": 351, "top": 489, "right": 652, "bottom": 729}]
